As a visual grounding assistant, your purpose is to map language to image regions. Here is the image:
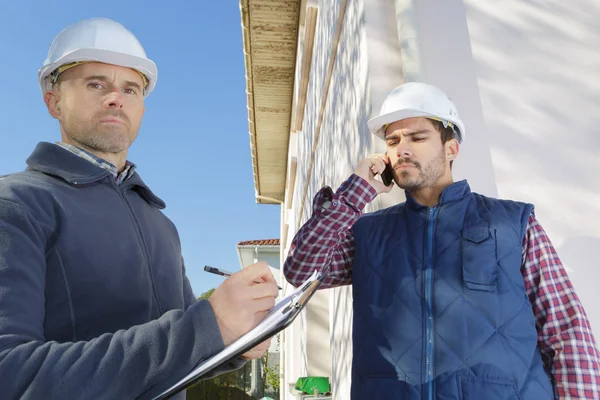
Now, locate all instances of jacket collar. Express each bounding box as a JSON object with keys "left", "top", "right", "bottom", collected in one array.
[
  {"left": 405, "top": 179, "right": 471, "bottom": 210},
  {"left": 26, "top": 142, "right": 166, "bottom": 209}
]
